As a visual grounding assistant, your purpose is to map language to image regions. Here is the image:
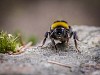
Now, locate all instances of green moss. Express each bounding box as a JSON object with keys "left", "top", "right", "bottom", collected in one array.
[
  {"left": 28, "top": 35, "right": 37, "bottom": 45},
  {"left": 13, "top": 31, "right": 38, "bottom": 45},
  {"left": 0, "top": 31, "right": 21, "bottom": 53}
]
